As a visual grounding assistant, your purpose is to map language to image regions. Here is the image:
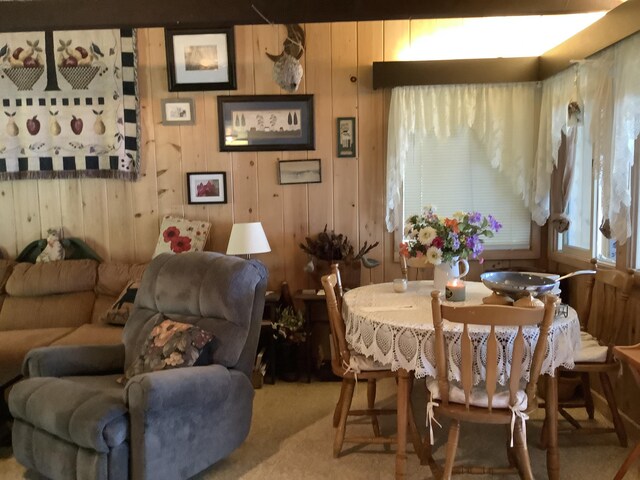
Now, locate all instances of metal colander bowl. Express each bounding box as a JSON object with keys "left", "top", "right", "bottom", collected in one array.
[{"left": 480, "top": 271, "right": 558, "bottom": 298}]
